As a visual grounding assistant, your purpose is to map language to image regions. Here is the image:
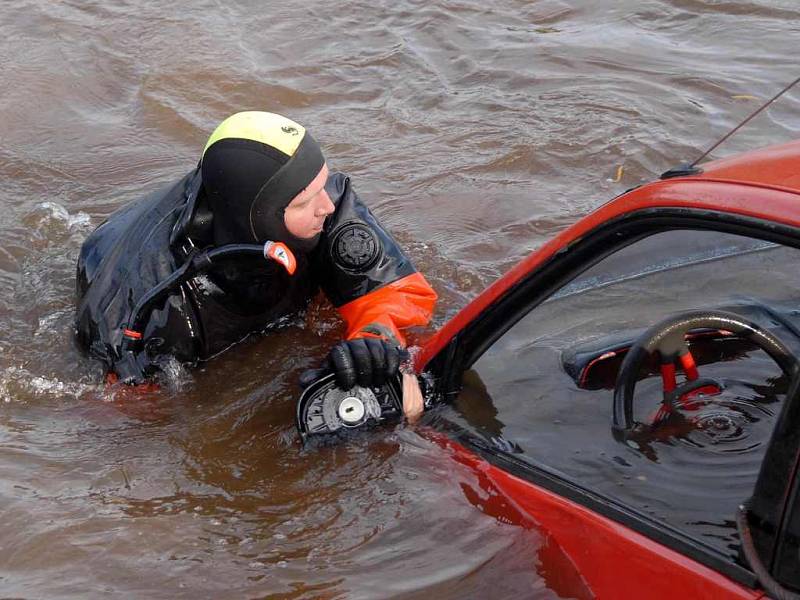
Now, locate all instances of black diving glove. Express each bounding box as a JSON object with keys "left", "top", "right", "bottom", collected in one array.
[{"left": 328, "top": 338, "right": 408, "bottom": 390}]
